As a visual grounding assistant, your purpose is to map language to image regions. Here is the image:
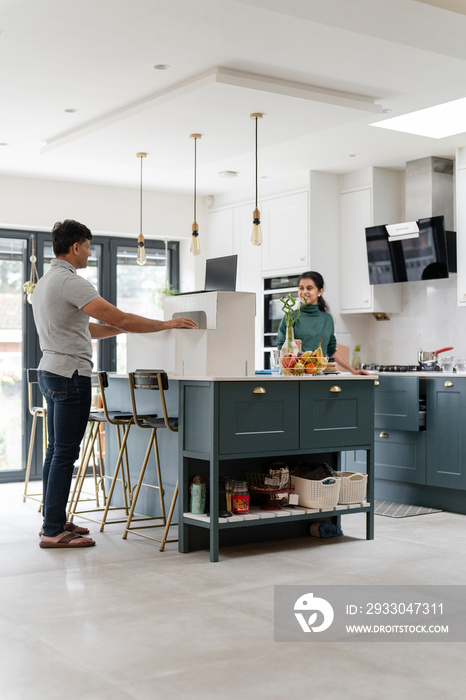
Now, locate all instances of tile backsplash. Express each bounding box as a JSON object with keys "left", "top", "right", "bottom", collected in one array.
[{"left": 364, "top": 275, "right": 466, "bottom": 365}]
